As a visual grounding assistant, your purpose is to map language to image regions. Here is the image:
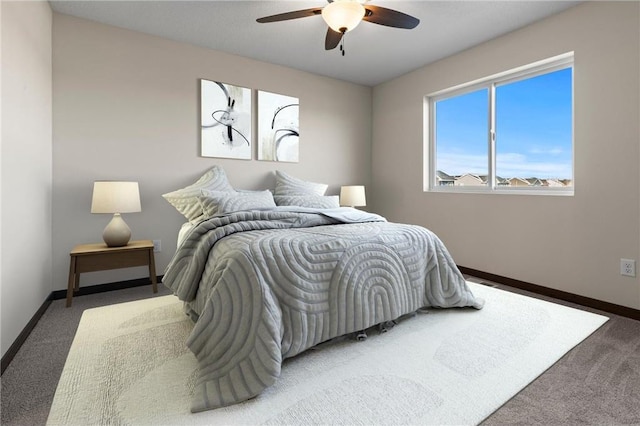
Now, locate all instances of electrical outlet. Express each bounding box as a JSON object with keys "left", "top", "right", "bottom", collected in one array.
[
  {"left": 153, "top": 239, "right": 161, "bottom": 253},
  {"left": 620, "top": 259, "right": 635, "bottom": 277}
]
